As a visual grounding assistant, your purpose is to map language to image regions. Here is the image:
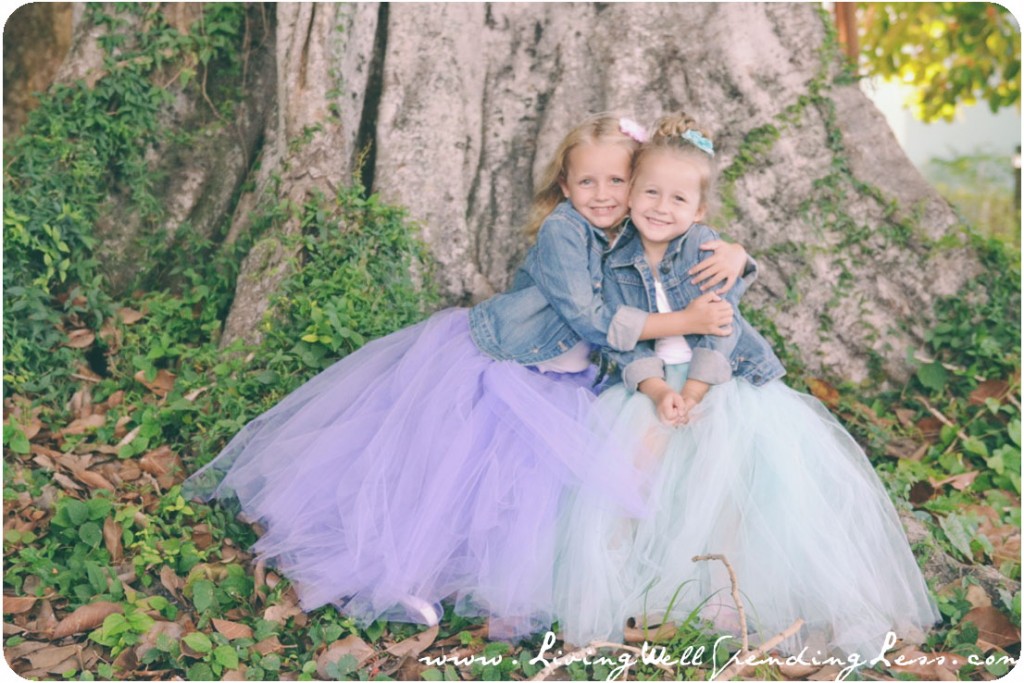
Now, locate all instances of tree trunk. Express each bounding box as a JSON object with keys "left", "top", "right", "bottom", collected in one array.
[{"left": 41, "top": 2, "right": 980, "bottom": 383}]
